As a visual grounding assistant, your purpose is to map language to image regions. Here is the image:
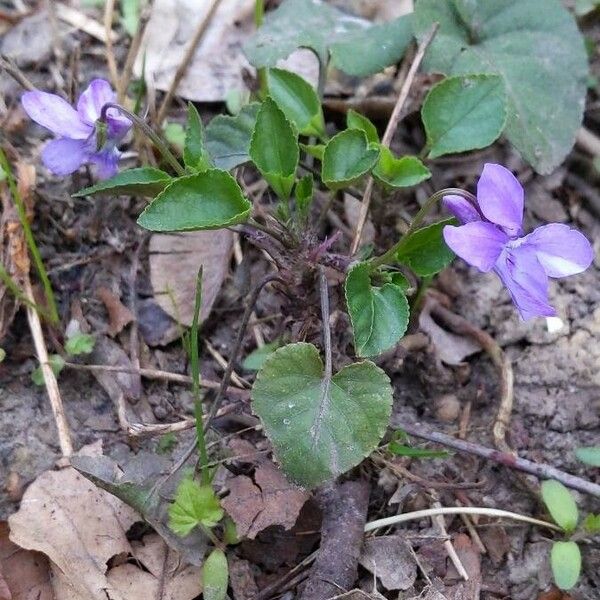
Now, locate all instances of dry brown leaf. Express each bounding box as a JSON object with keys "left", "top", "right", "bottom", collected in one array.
[
  {"left": 97, "top": 287, "right": 134, "bottom": 337},
  {"left": 0, "top": 522, "right": 54, "bottom": 600},
  {"left": 444, "top": 534, "right": 482, "bottom": 600},
  {"left": 149, "top": 230, "right": 233, "bottom": 327},
  {"left": 228, "top": 556, "right": 258, "bottom": 600},
  {"left": 358, "top": 535, "right": 417, "bottom": 591},
  {"left": 221, "top": 462, "right": 309, "bottom": 539}
]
